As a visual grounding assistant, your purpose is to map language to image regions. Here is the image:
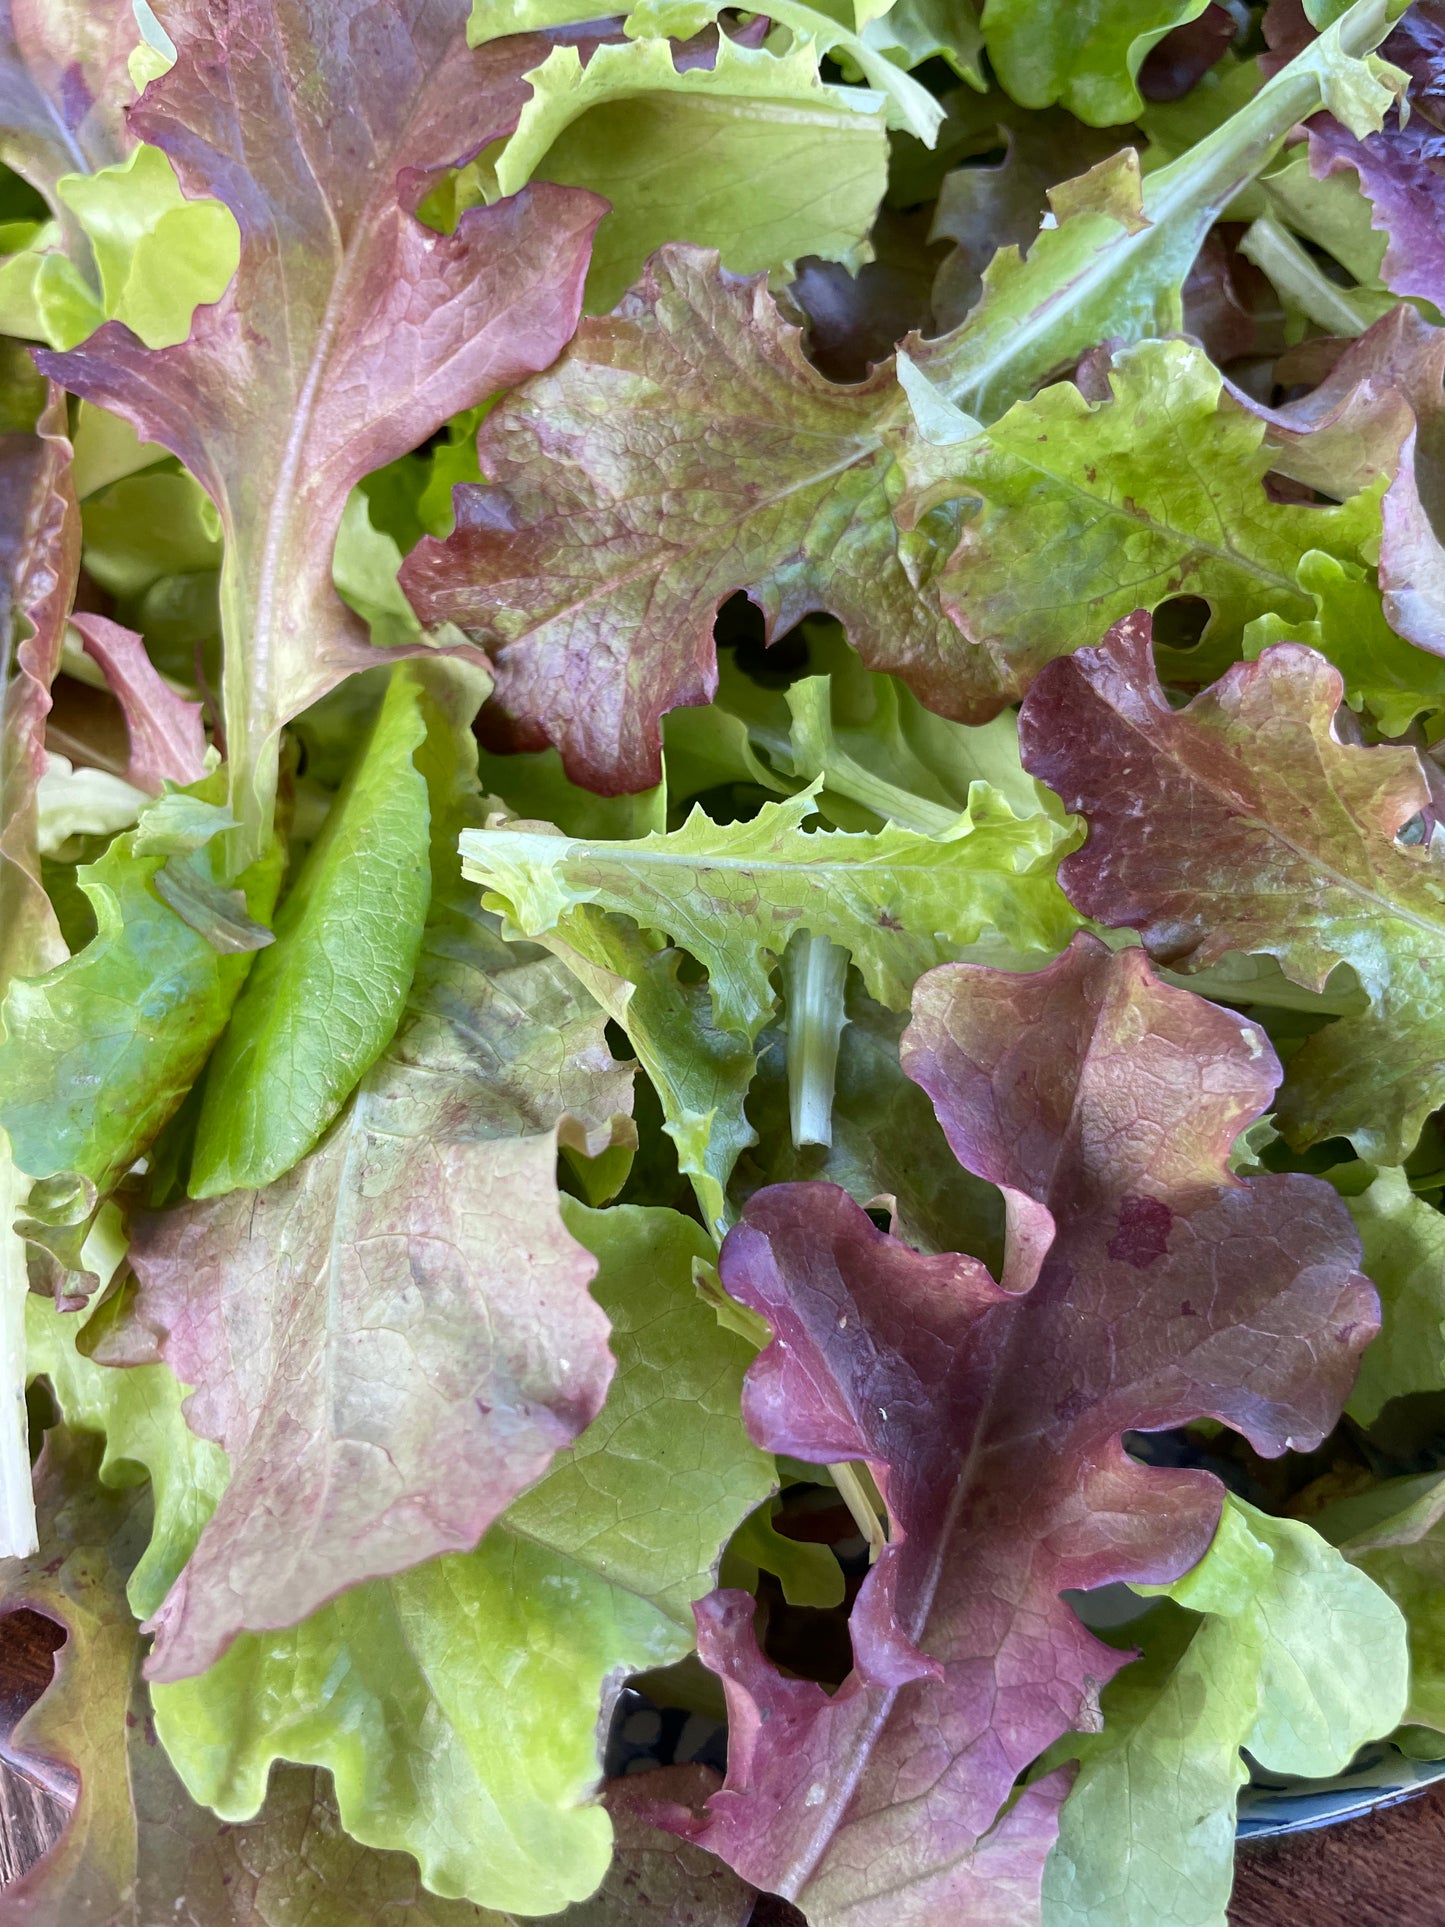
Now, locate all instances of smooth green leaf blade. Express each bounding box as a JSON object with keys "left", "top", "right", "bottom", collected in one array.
[
  {"left": 1044, "top": 1499, "right": 1409, "bottom": 1927},
  {"left": 464, "top": 783, "right": 1080, "bottom": 1039},
  {"left": 189, "top": 665, "right": 432, "bottom": 1197},
  {"left": 1330, "top": 1164, "right": 1445, "bottom": 1426},
  {"left": 982, "top": 0, "right": 1209, "bottom": 126},
  {"left": 150, "top": 1200, "right": 776, "bottom": 1915},
  {"left": 0, "top": 773, "right": 281, "bottom": 1234},
  {"left": 496, "top": 33, "right": 889, "bottom": 312}
]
